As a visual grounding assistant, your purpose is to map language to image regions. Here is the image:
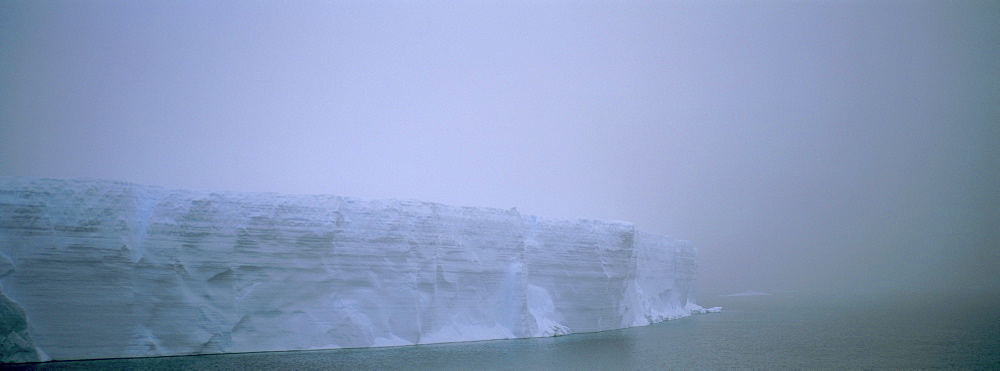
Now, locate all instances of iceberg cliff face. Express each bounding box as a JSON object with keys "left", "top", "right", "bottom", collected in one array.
[{"left": 0, "top": 177, "right": 703, "bottom": 363}]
